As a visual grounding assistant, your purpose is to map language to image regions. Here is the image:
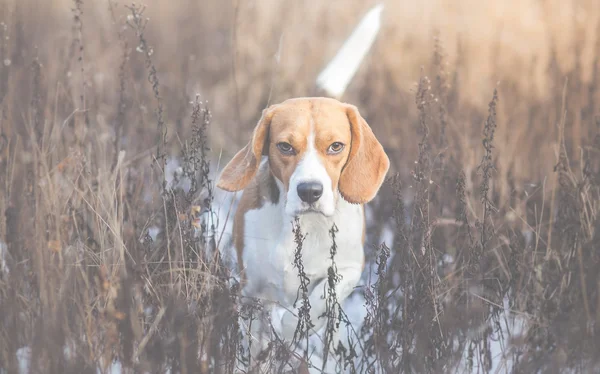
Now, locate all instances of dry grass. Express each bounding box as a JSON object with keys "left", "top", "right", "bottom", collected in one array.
[{"left": 1, "top": 0, "right": 599, "bottom": 373}]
